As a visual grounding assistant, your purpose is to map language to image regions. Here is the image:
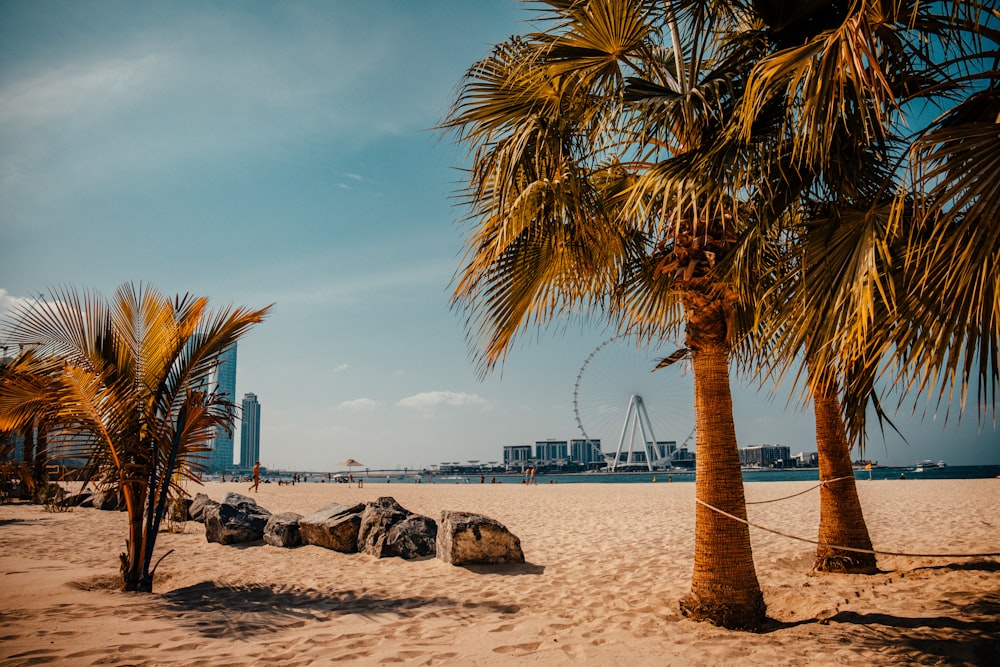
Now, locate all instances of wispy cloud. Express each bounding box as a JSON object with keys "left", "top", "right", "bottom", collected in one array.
[
  {"left": 0, "top": 289, "right": 40, "bottom": 318},
  {"left": 332, "top": 363, "right": 350, "bottom": 374},
  {"left": 257, "top": 257, "right": 454, "bottom": 308},
  {"left": 339, "top": 397, "right": 378, "bottom": 412},
  {"left": 397, "top": 390, "right": 488, "bottom": 409},
  {"left": 0, "top": 54, "right": 164, "bottom": 129}
]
